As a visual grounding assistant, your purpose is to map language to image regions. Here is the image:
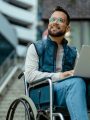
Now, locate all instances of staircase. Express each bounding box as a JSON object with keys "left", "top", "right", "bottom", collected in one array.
[{"left": 0, "top": 69, "right": 26, "bottom": 120}]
